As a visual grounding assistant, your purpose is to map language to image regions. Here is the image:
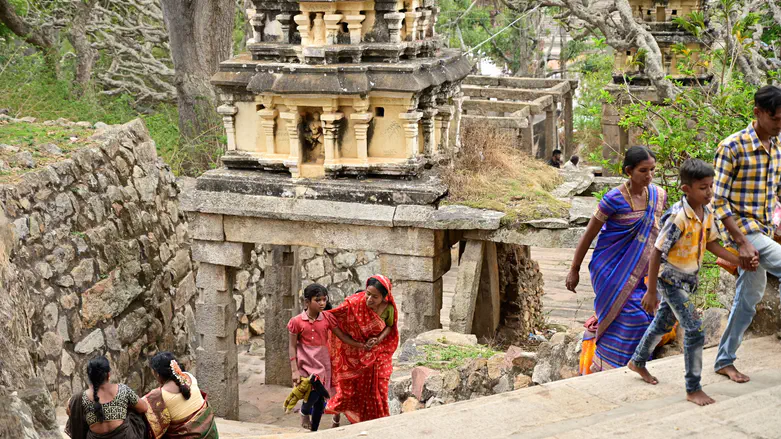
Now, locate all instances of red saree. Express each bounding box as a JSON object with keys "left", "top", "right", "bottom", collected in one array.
[{"left": 325, "top": 275, "right": 399, "bottom": 424}]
